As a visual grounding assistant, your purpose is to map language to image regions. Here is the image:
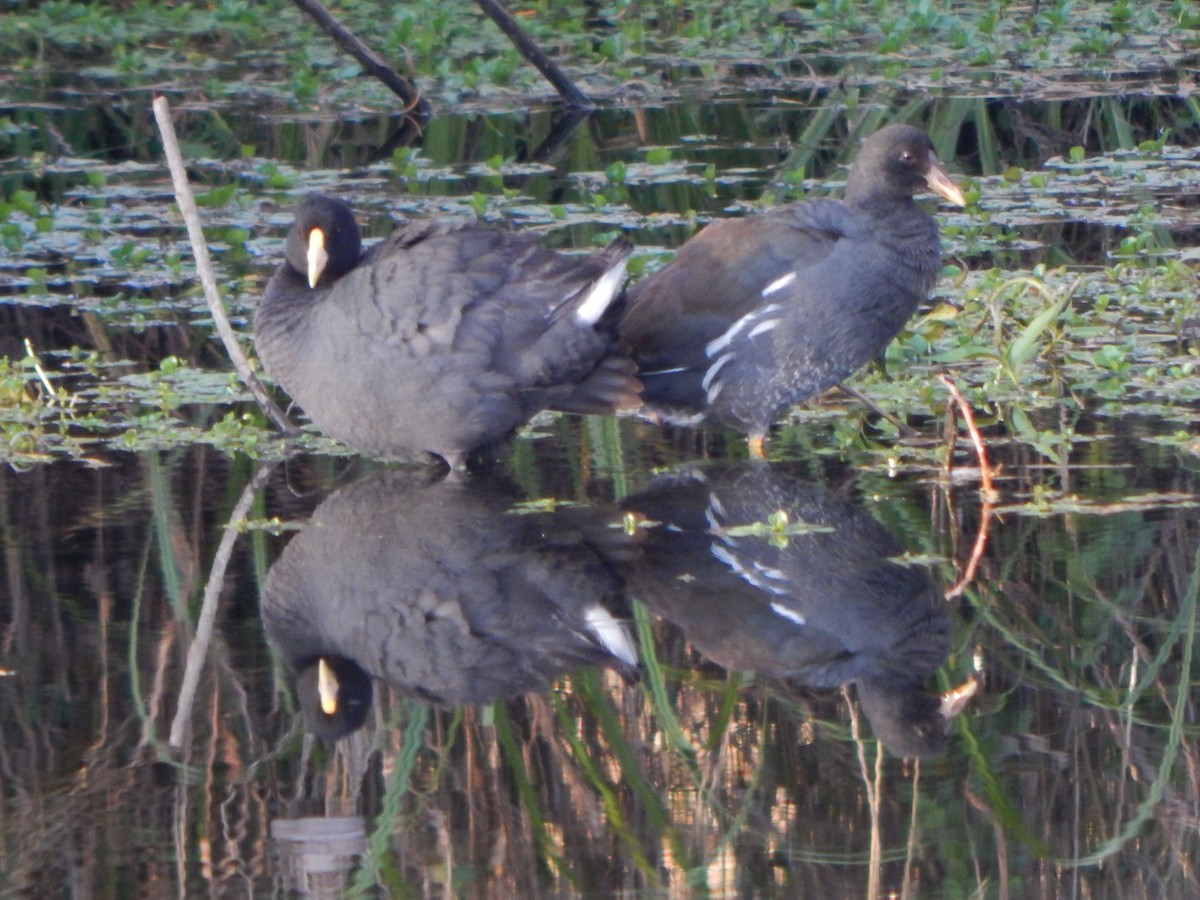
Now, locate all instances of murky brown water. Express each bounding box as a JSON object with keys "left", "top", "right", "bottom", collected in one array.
[
  {"left": 3, "top": 417, "right": 1197, "bottom": 896},
  {"left": 3, "top": 10, "right": 1200, "bottom": 897}
]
